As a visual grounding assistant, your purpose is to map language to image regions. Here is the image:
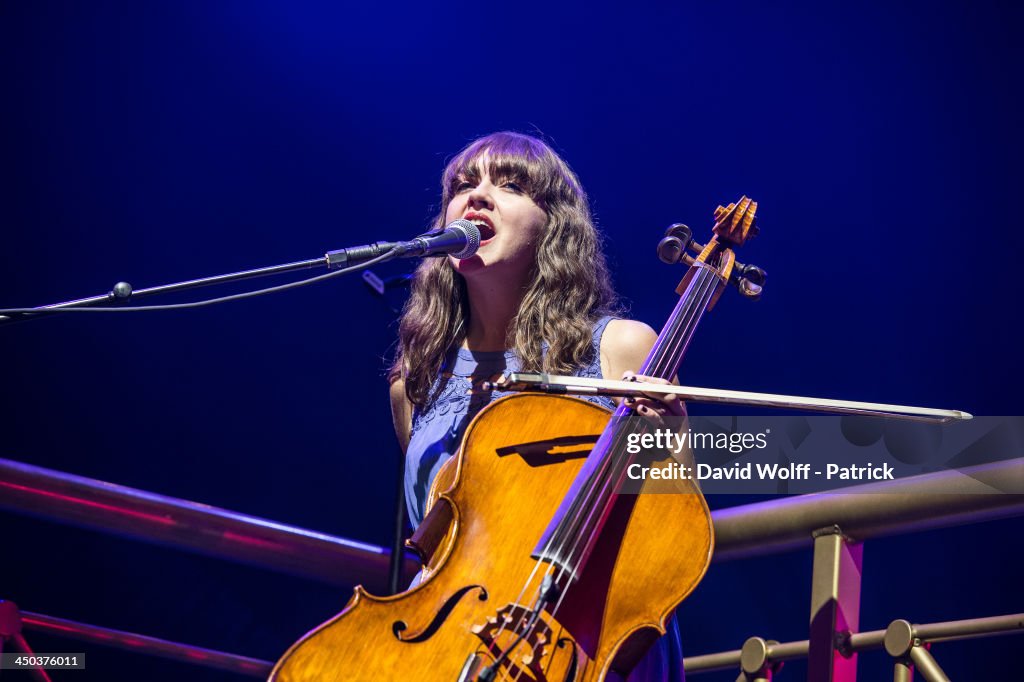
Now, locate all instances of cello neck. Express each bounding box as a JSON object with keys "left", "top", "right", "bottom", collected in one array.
[
  {"left": 533, "top": 264, "right": 724, "bottom": 578},
  {"left": 535, "top": 198, "right": 759, "bottom": 580},
  {"left": 641, "top": 264, "right": 721, "bottom": 381}
]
